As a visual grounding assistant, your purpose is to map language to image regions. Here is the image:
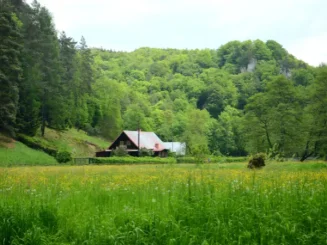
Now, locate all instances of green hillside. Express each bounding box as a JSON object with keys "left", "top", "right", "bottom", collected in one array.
[
  {"left": 0, "top": 134, "right": 56, "bottom": 166},
  {"left": 0, "top": 129, "right": 109, "bottom": 166},
  {"left": 31, "top": 127, "right": 109, "bottom": 157}
]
